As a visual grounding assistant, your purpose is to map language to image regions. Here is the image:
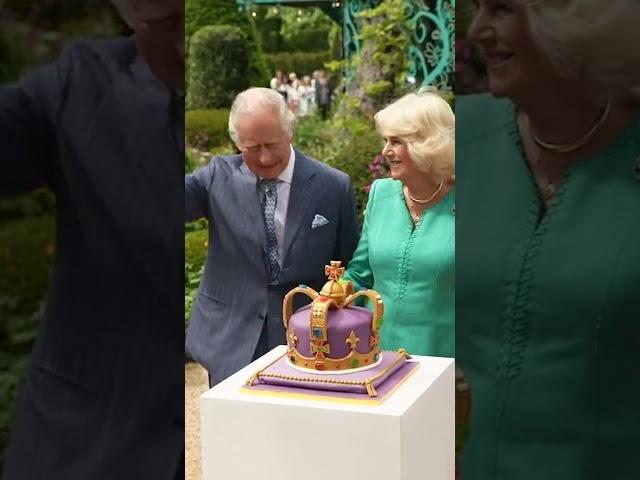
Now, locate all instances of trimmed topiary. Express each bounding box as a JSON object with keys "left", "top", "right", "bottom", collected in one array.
[
  {"left": 185, "top": 0, "right": 270, "bottom": 87},
  {"left": 187, "top": 26, "right": 249, "bottom": 110}
]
